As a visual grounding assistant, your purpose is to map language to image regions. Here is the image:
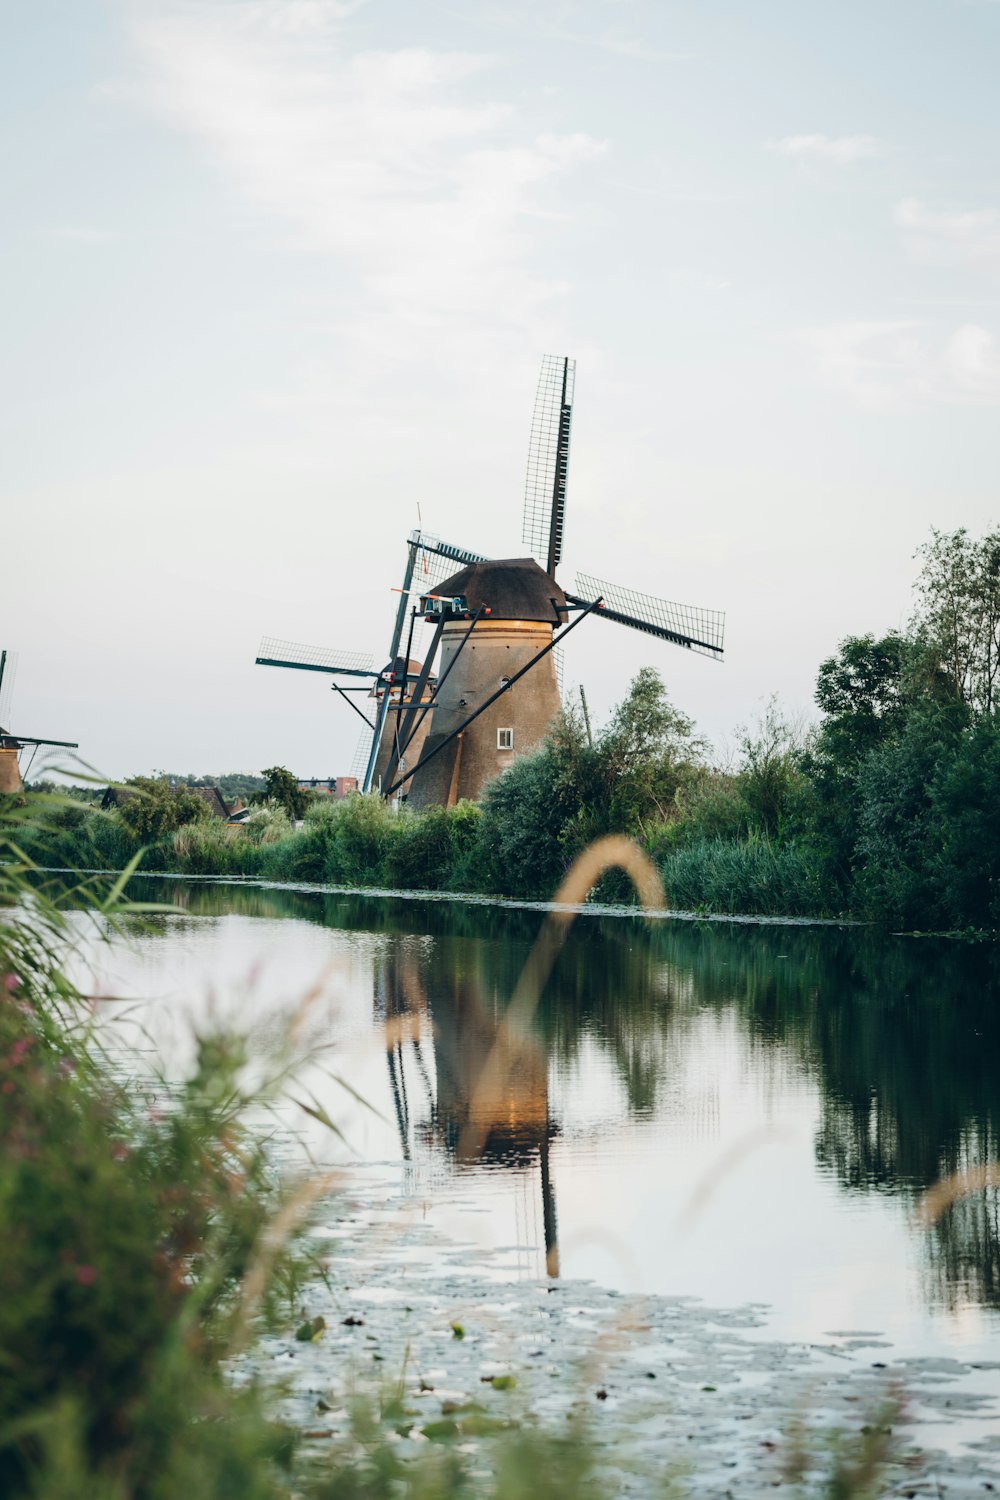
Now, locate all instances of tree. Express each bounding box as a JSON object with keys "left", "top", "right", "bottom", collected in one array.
[
  {"left": 913, "top": 526, "right": 1000, "bottom": 716},
  {"left": 734, "top": 696, "right": 806, "bottom": 838},
  {"left": 597, "top": 667, "right": 707, "bottom": 830},
  {"left": 252, "top": 766, "right": 310, "bottom": 821},
  {"left": 814, "top": 633, "right": 911, "bottom": 765}
]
